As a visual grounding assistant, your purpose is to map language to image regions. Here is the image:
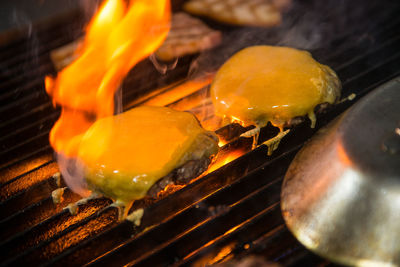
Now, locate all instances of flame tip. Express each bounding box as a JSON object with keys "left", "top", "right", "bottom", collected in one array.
[{"left": 47, "top": 0, "right": 171, "bottom": 157}]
